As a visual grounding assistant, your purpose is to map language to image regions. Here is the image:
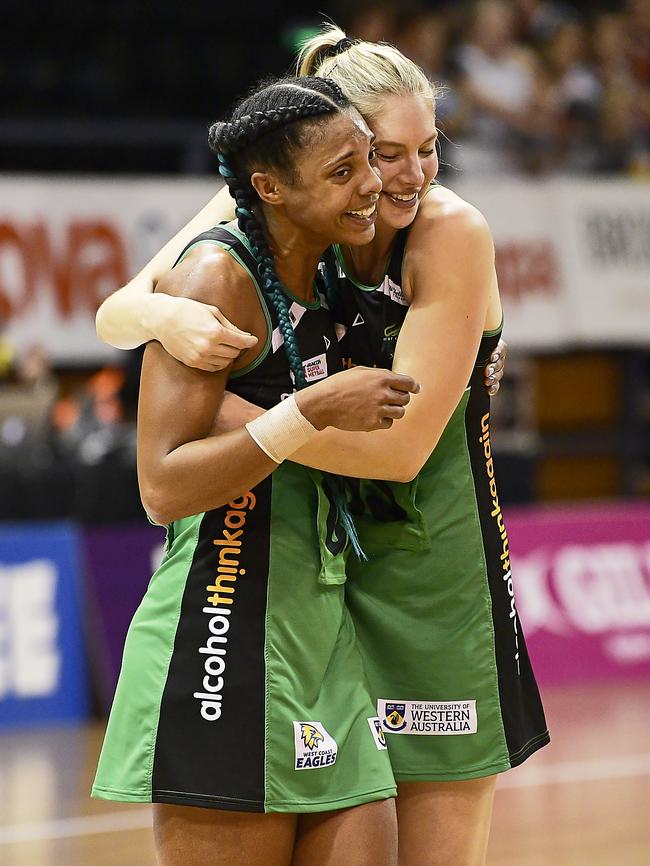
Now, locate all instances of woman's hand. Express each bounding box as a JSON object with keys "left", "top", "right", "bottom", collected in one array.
[
  {"left": 150, "top": 293, "right": 258, "bottom": 372},
  {"left": 484, "top": 338, "right": 508, "bottom": 396},
  {"left": 296, "top": 366, "right": 420, "bottom": 432}
]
